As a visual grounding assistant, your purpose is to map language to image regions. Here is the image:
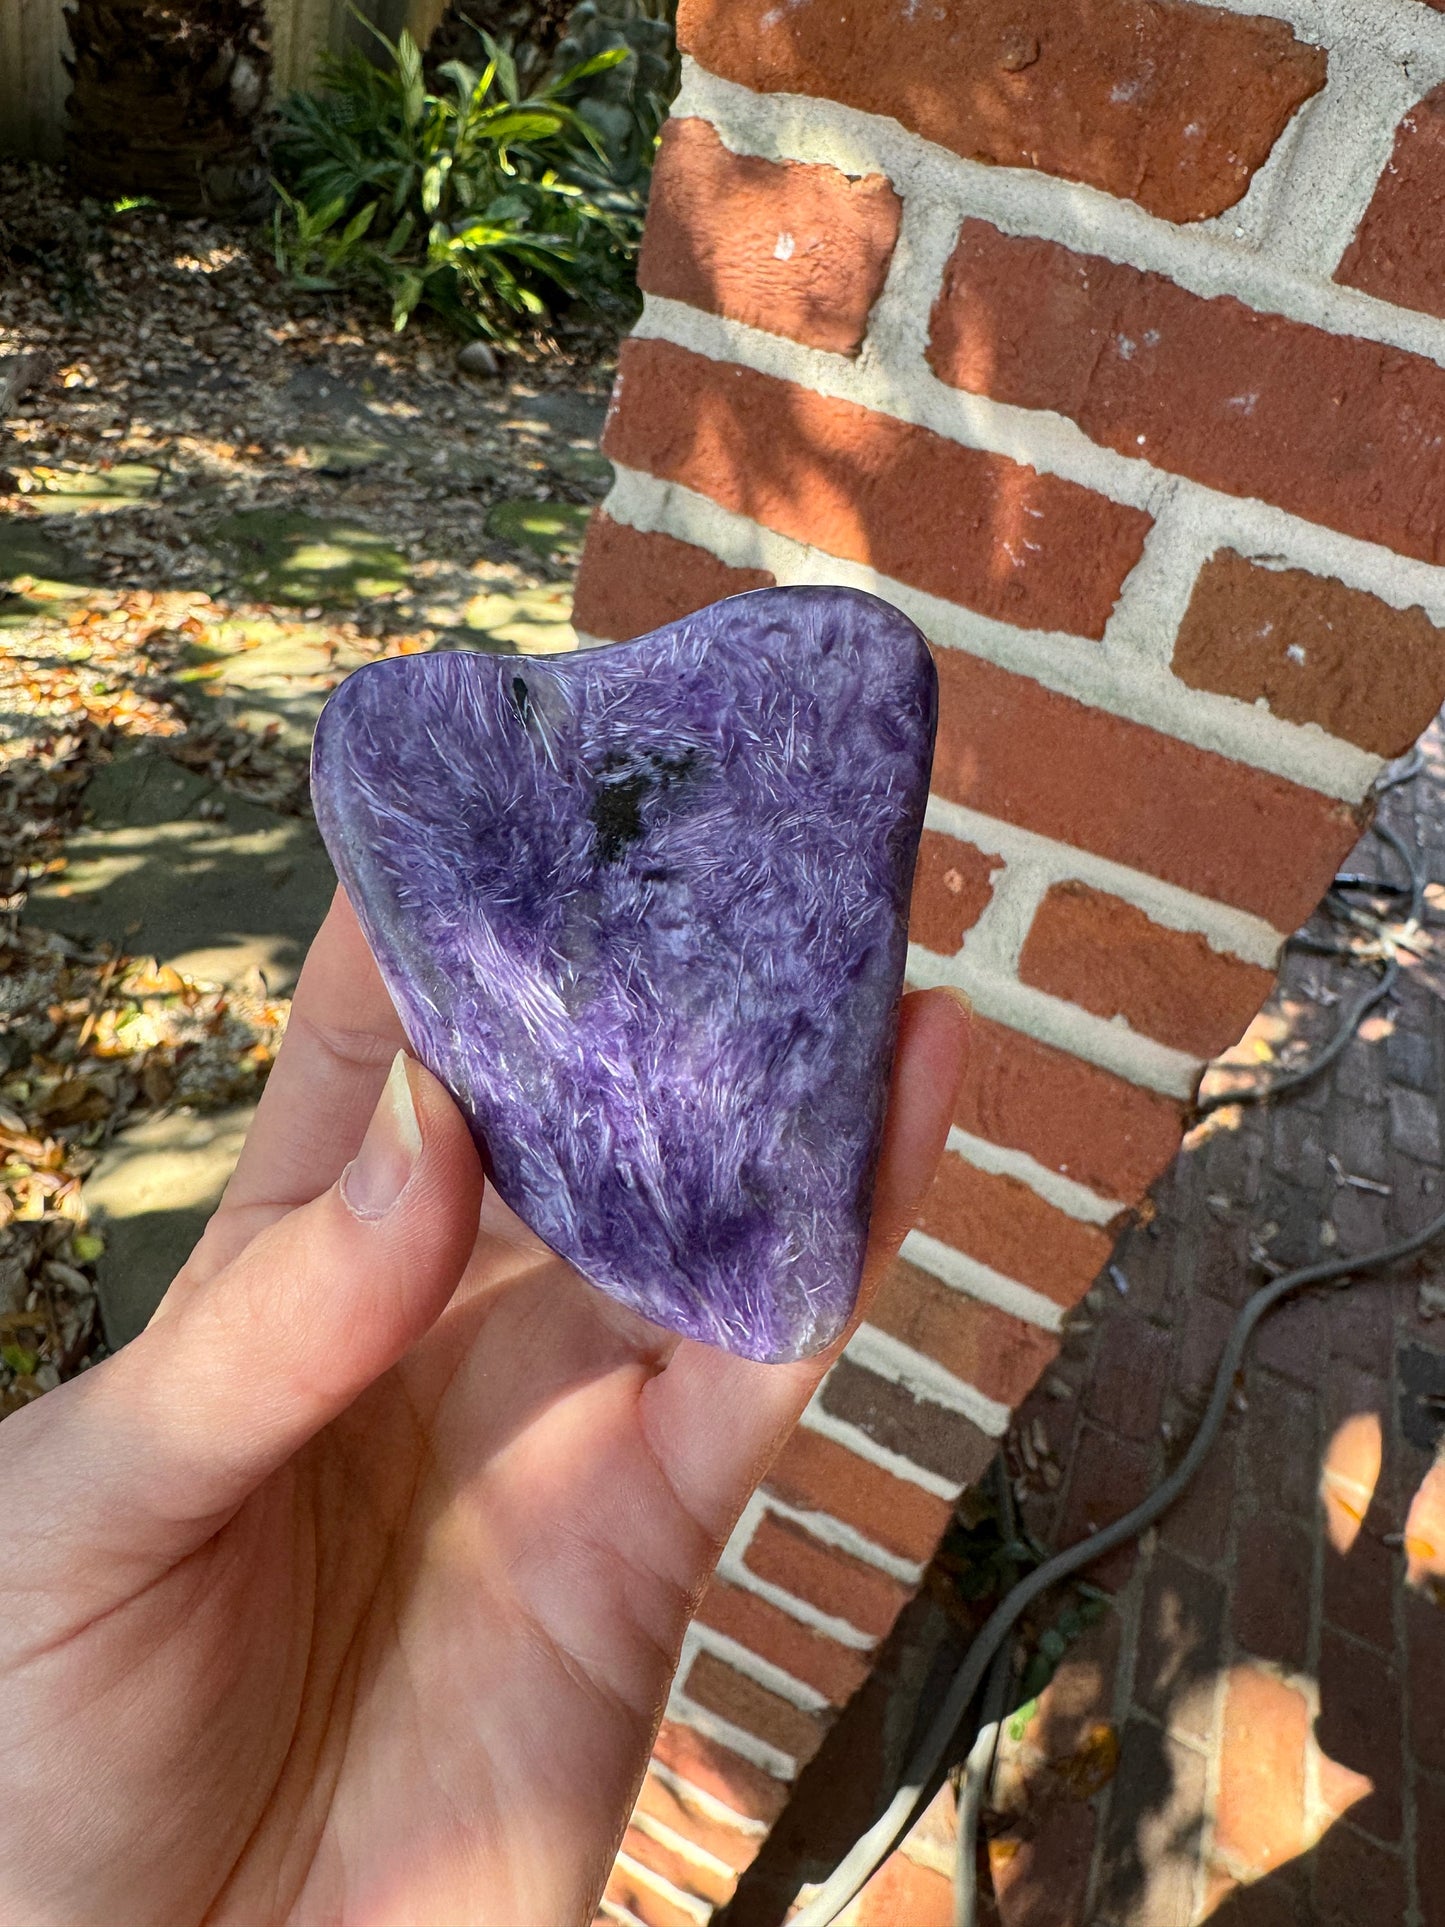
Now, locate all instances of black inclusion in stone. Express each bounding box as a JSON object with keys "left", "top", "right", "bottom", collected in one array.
[
  {"left": 590, "top": 747, "right": 701, "bottom": 864},
  {"left": 591, "top": 767, "right": 652, "bottom": 863}
]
